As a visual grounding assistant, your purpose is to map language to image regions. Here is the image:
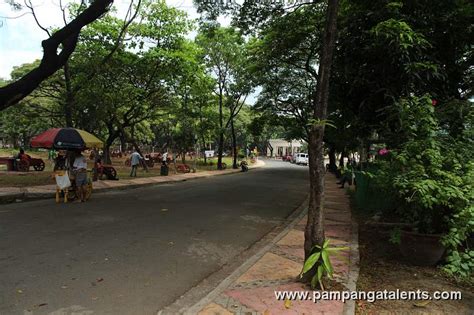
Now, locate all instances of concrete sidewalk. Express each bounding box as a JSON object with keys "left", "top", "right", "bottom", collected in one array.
[
  {"left": 0, "top": 160, "right": 265, "bottom": 204},
  {"left": 185, "top": 175, "right": 359, "bottom": 315}
]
